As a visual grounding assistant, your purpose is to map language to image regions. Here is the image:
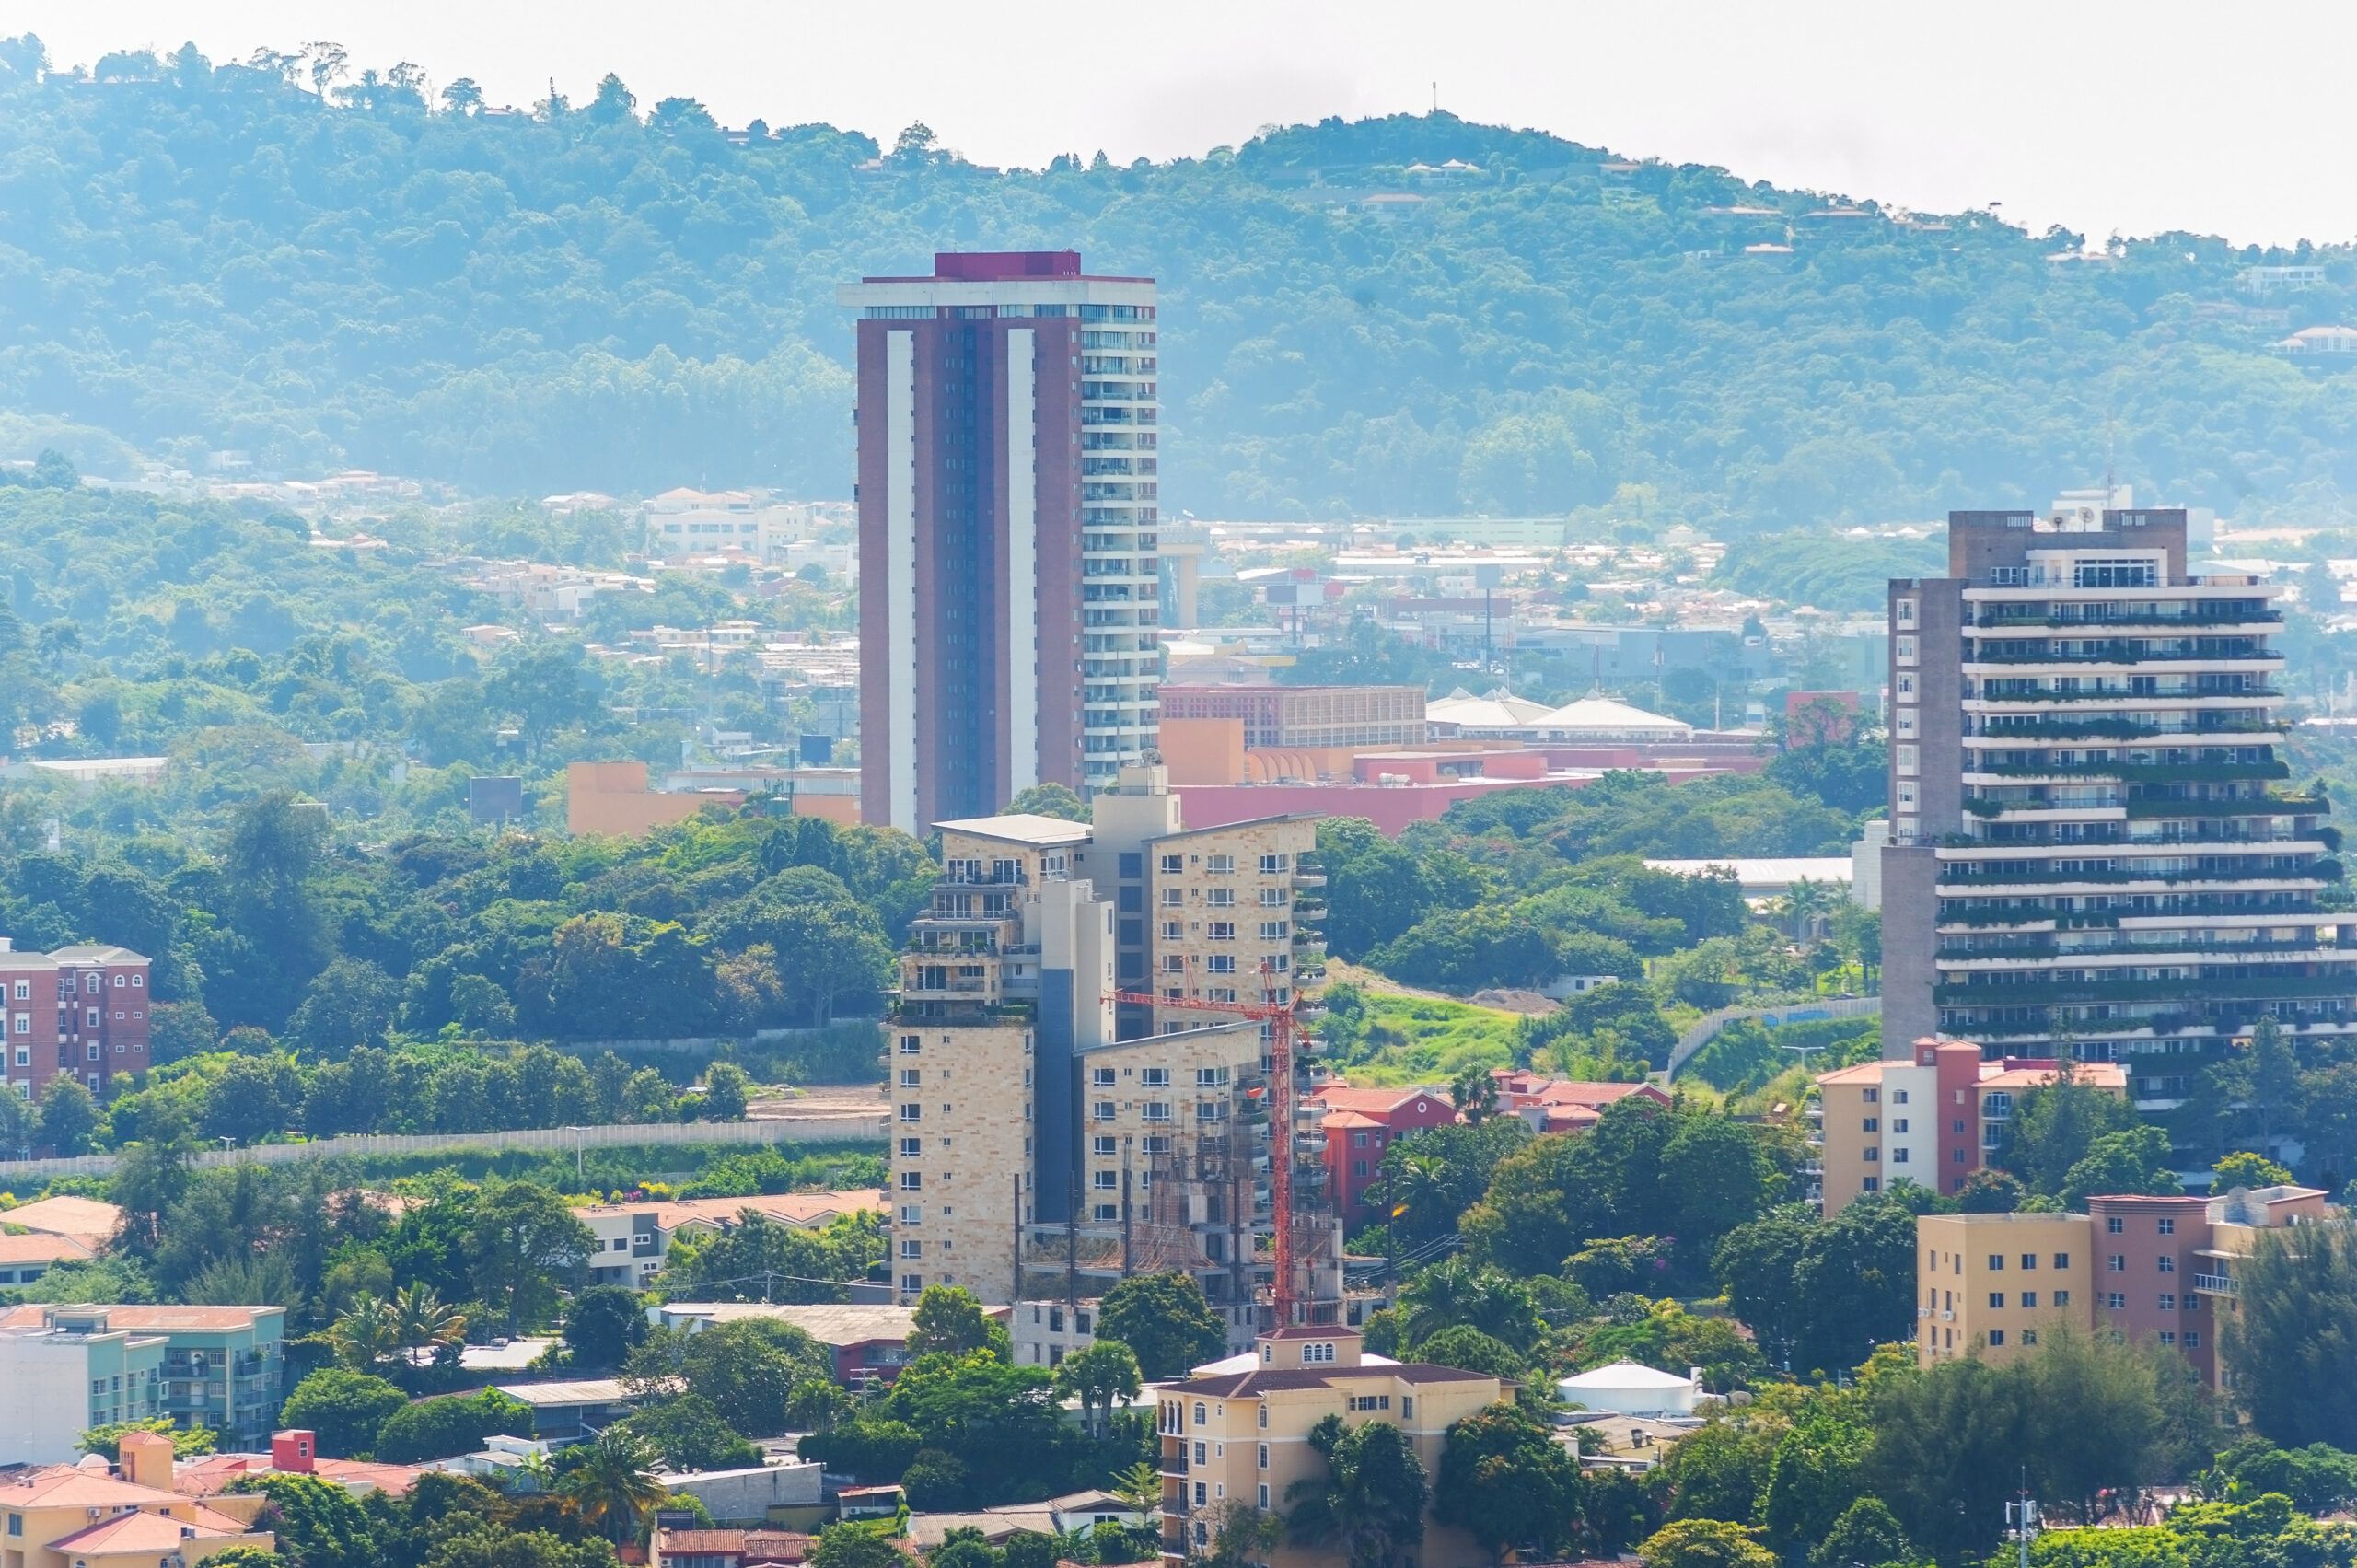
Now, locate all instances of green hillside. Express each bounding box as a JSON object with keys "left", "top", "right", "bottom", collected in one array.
[{"left": 2, "top": 38, "right": 2354, "bottom": 525}]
